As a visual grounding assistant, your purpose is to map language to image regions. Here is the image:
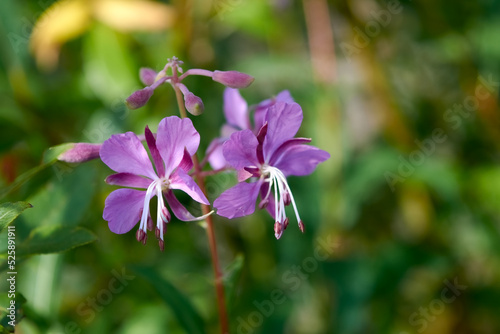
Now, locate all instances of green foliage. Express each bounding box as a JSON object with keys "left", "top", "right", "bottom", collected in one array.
[
  {"left": 1, "top": 0, "right": 500, "bottom": 333},
  {"left": 0, "top": 202, "right": 32, "bottom": 232},
  {"left": 16, "top": 225, "right": 96, "bottom": 257}
]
